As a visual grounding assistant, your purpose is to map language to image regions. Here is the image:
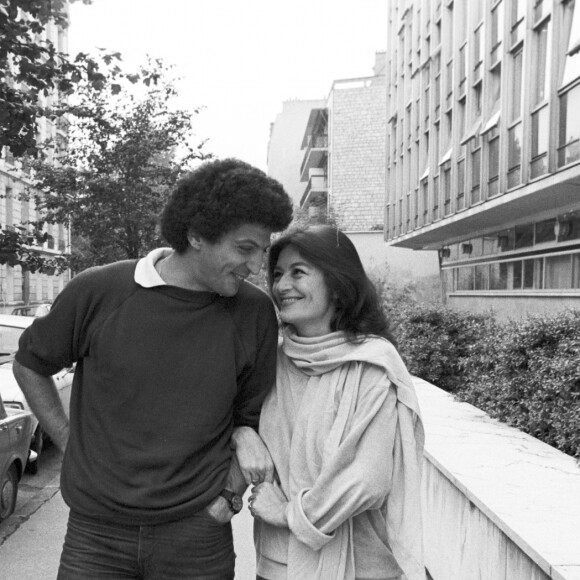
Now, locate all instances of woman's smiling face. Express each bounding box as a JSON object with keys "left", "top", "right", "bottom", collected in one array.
[{"left": 271, "top": 246, "right": 336, "bottom": 337}]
